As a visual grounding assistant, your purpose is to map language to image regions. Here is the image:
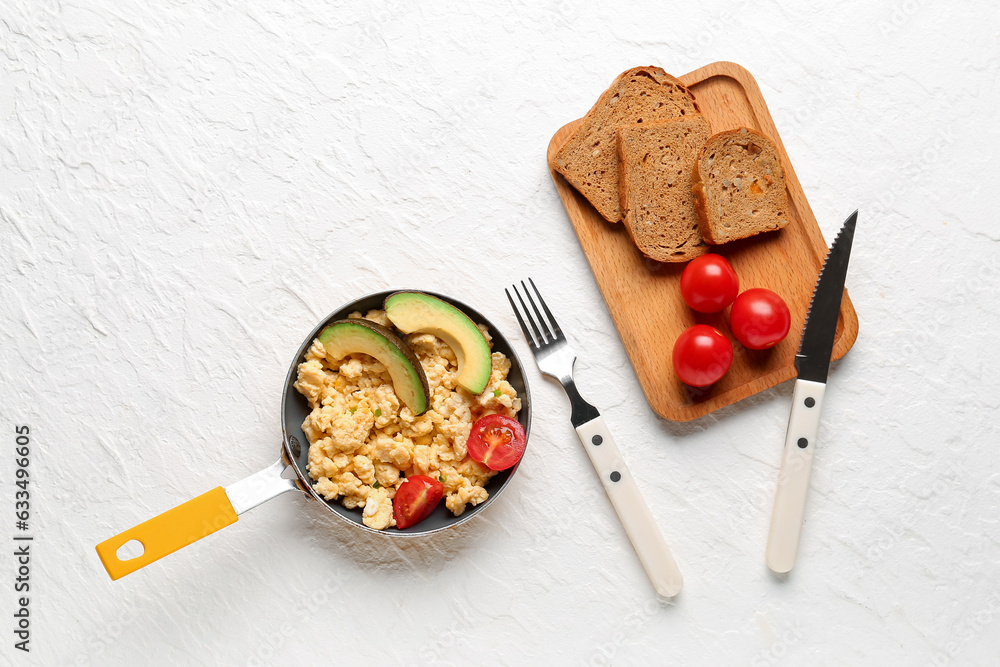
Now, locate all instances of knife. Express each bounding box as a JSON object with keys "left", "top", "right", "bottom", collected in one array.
[{"left": 766, "top": 210, "right": 858, "bottom": 573}]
